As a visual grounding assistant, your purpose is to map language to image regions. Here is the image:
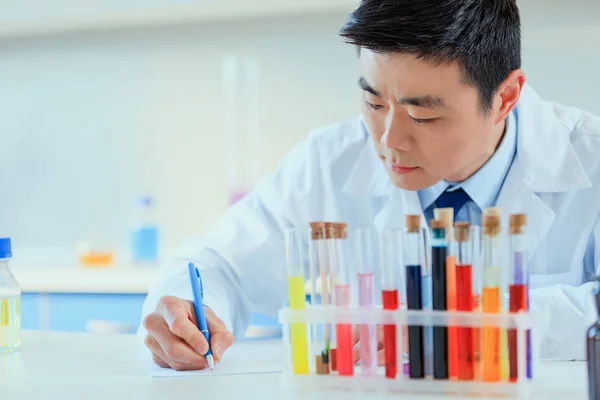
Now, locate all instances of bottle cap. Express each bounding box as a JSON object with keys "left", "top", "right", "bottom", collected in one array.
[
  {"left": 455, "top": 222, "right": 471, "bottom": 242},
  {"left": 434, "top": 208, "right": 454, "bottom": 240},
  {"left": 0, "top": 238, "right": 12, "bottom": 258},
  {"left": 509, "top": 213, "right": 527, "bottom": 234},
  {"left": 309, "top": 222, "right": 325, "bottom": 241},
  {"left": 430, "top": 219, "right": 446, "bottom": 230},
  {"left": 405, "top": 215, "right": 421, "bottom": 233},
  {"left": 332, "top": 222, "right": 348, "bottom": 239}
]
